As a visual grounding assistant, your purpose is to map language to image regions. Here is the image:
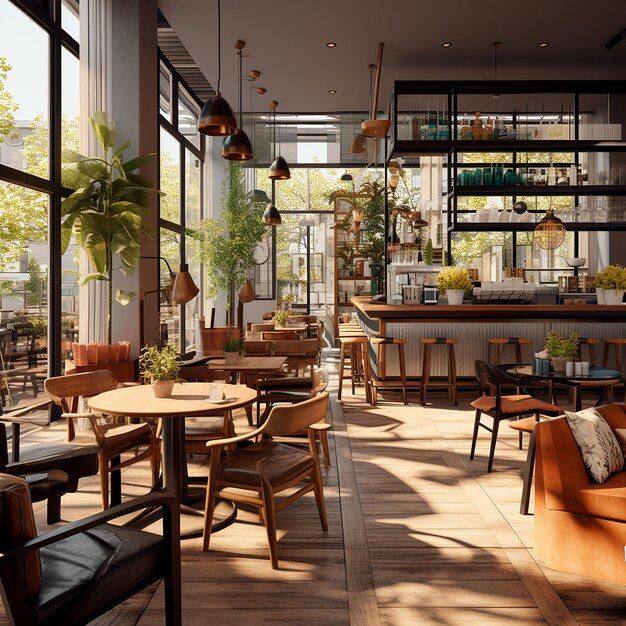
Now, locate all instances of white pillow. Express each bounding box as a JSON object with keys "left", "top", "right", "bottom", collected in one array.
[{"left": 565, "top": 408, "right": 624, "bottom": 483}]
